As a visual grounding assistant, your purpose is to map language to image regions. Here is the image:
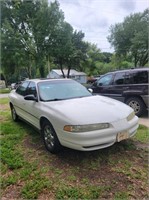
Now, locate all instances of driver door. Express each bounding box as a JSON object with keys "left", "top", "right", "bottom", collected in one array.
[{"left": 92, "top": 74, "right": 114, "bottom": 97}]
